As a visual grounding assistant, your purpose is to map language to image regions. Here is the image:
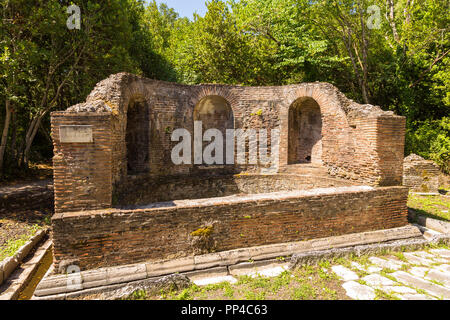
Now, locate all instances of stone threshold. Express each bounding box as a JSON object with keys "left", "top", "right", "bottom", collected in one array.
[{"left": 33, "top": 225, "right": 424, "bottom": 299}]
